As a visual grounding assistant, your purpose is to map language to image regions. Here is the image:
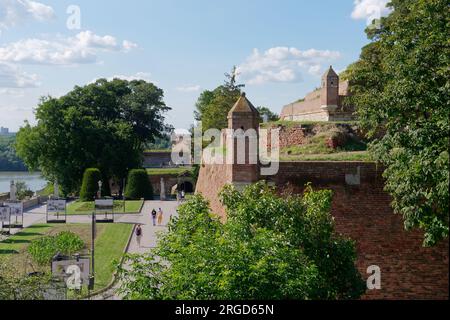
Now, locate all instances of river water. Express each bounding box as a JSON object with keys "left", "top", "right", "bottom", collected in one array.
[{"left": 0, "top": 172, "right": 47, "bottom": 193}]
